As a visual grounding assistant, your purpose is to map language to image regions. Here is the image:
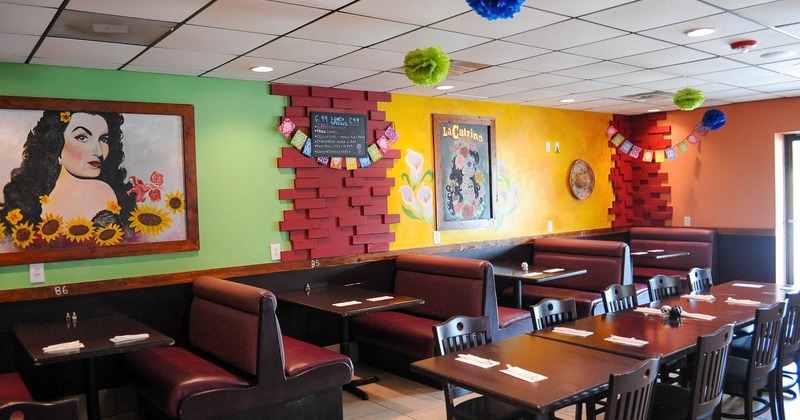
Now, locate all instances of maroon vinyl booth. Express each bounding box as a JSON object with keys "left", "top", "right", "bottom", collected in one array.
[
  {"left": 0, "top": 372, "right": 80, "bottom": 420},
  {"left": 124, "top": 276, "right": 354, "bottom": 420},
  {"left": 351, "top": 254, "right": 531, "bottom": 378},
  {"left": 629, "top": 227, "right": 715, "bottom": 291}
]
